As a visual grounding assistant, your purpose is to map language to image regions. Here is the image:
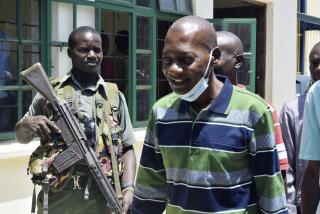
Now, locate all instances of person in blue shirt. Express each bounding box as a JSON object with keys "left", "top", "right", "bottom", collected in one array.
[{"left": 298, "top": 41, "right": 320, "bottom": 214}]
